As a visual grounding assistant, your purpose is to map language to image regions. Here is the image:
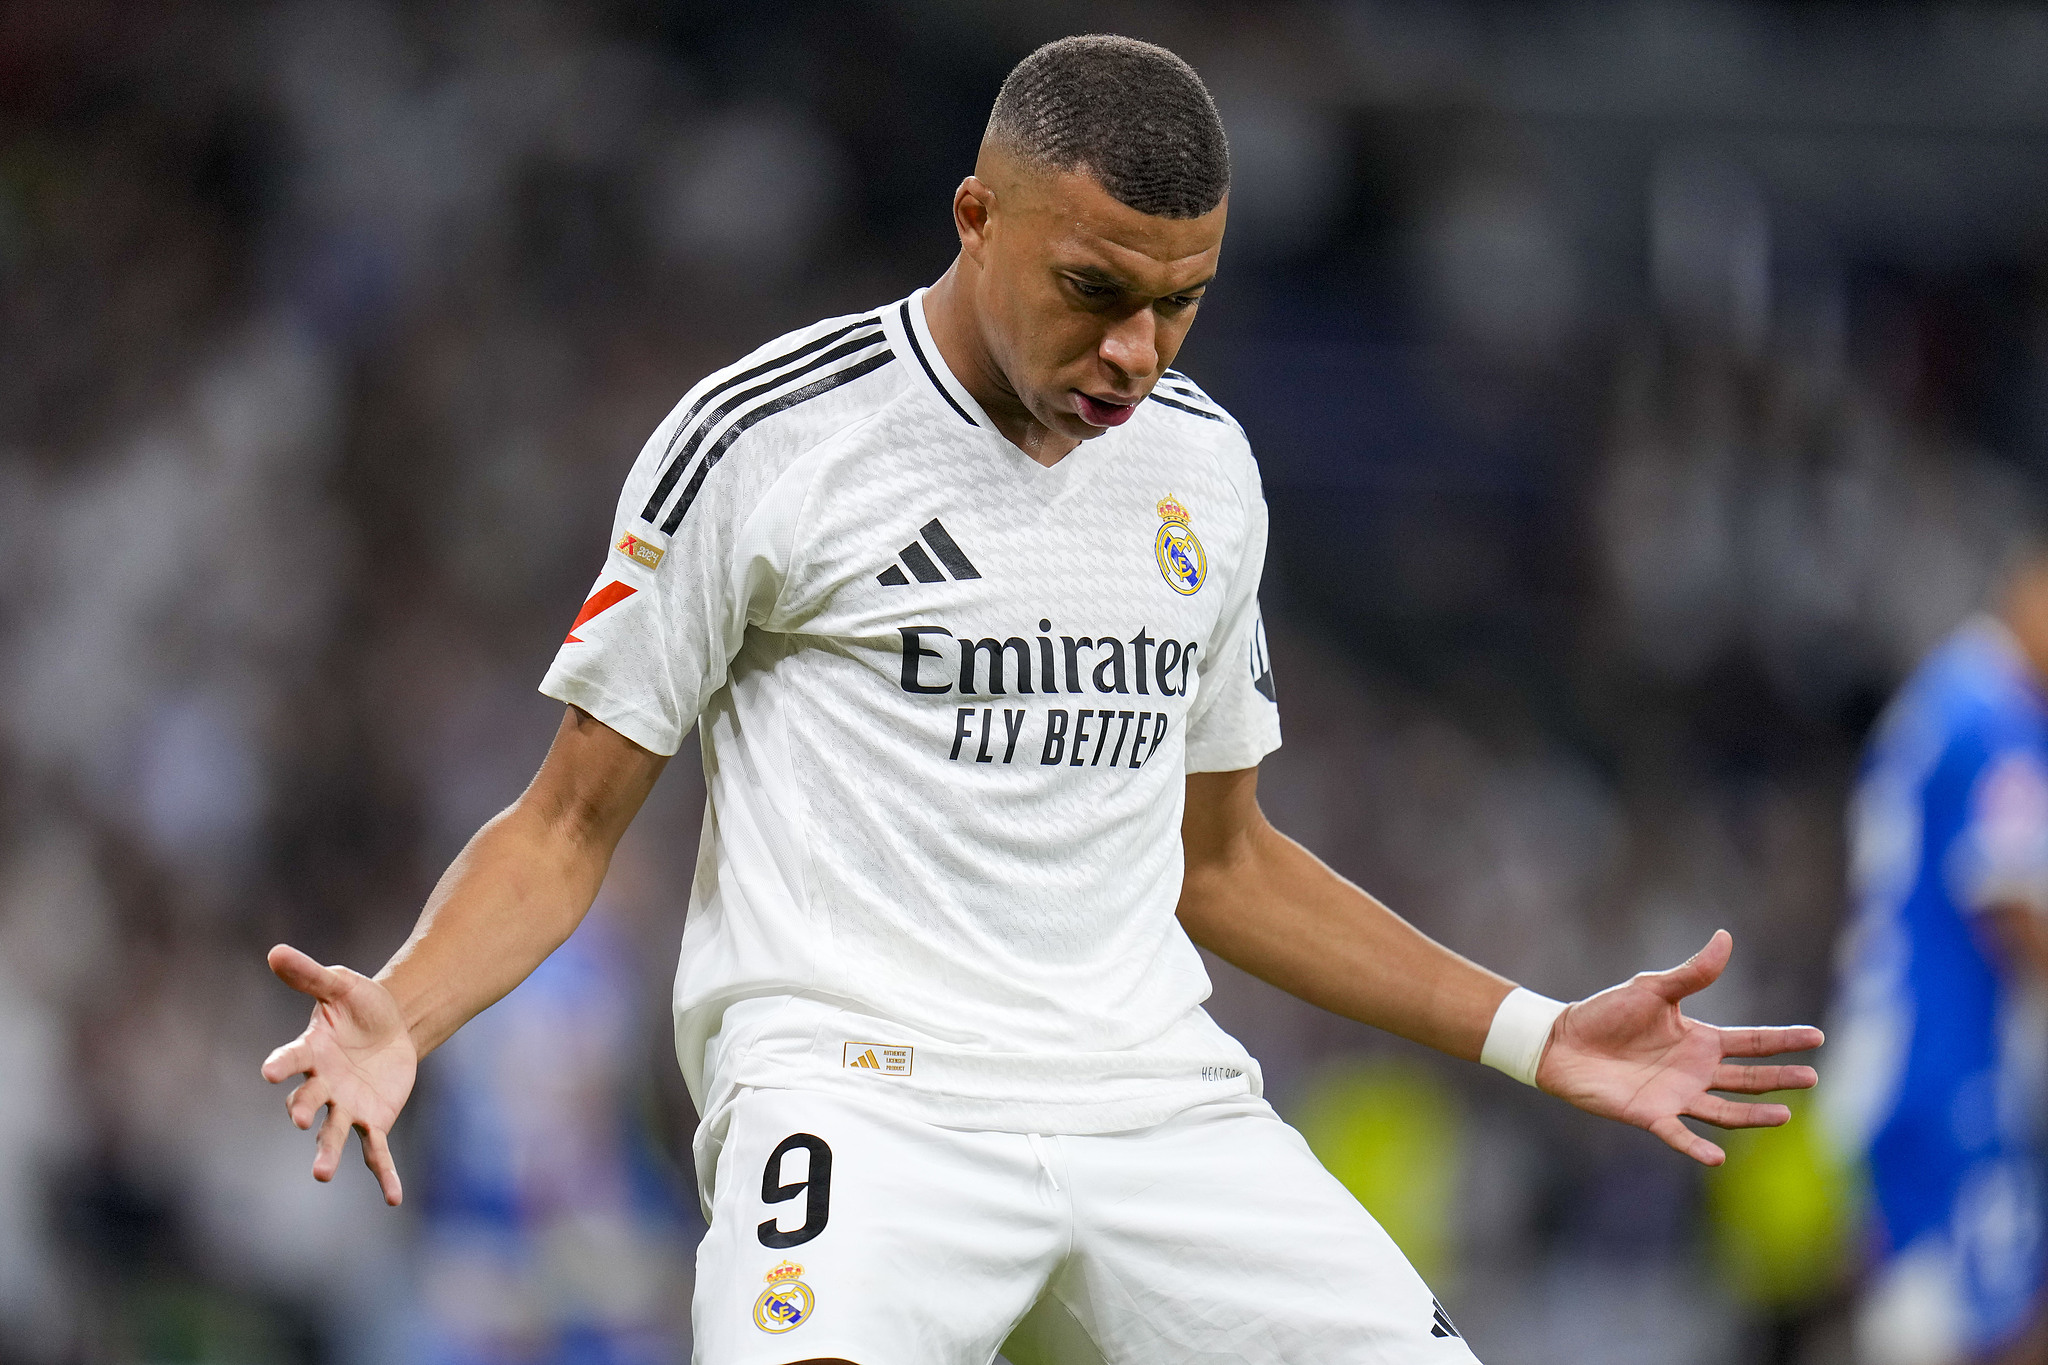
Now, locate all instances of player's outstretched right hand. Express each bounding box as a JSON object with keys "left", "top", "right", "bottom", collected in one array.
[{"left": 259, "top": 944, "right": 416, "bottom": 1206}]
